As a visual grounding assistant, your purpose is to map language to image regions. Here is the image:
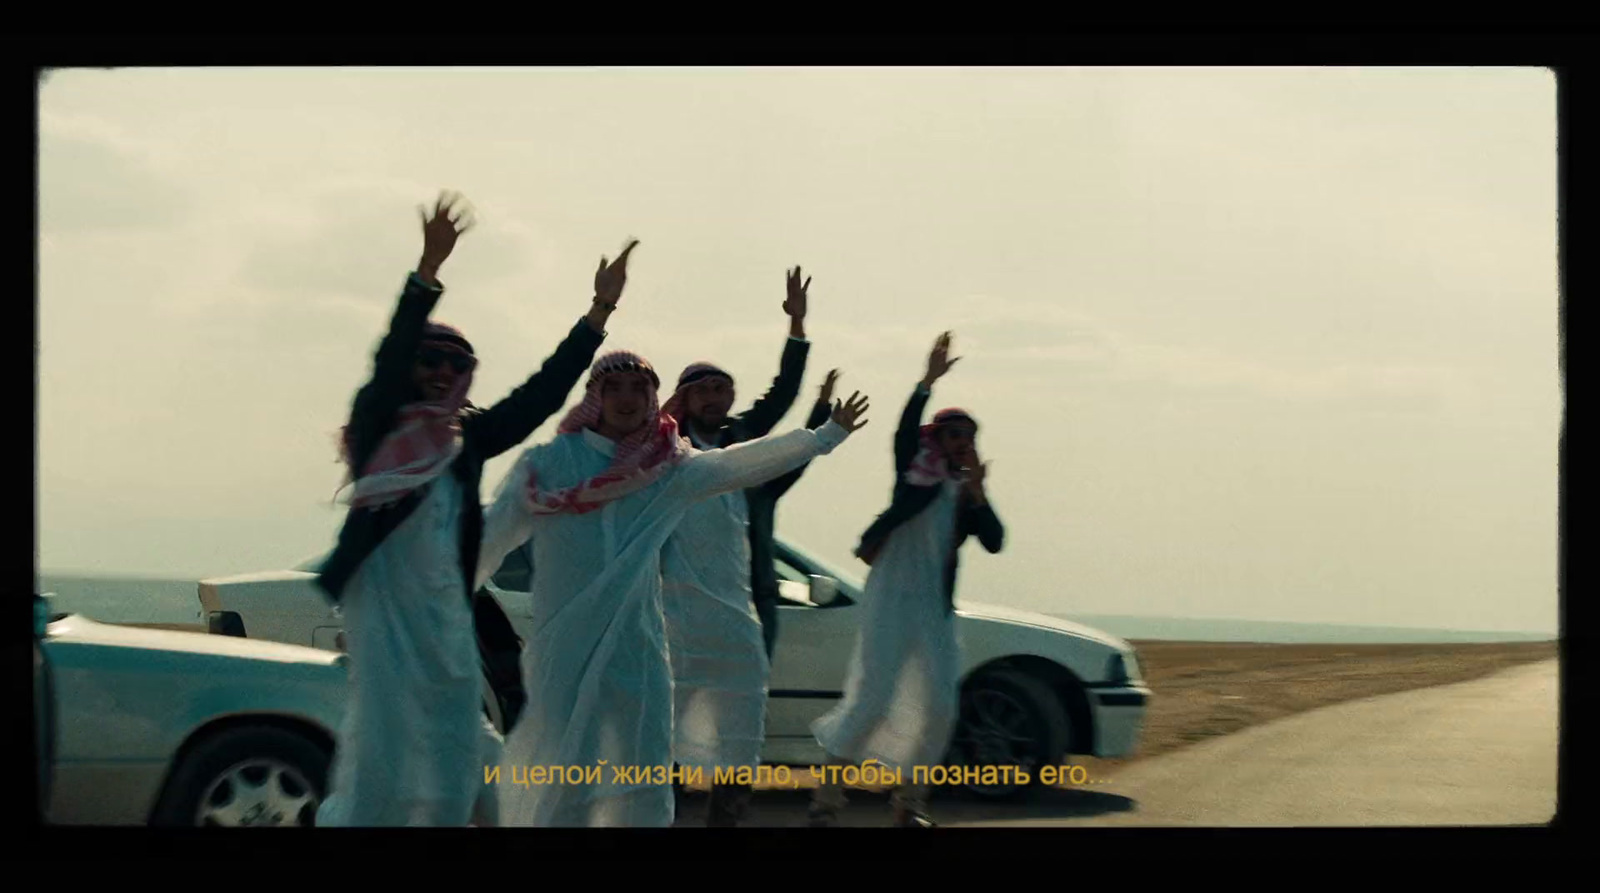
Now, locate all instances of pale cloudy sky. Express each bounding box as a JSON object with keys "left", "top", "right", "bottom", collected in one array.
[{"left": 36, "top": 67, "right": 1560, "bottom": 633}]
